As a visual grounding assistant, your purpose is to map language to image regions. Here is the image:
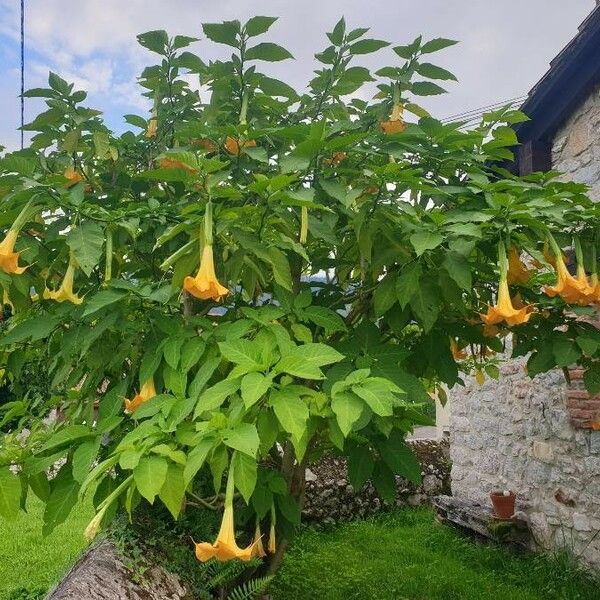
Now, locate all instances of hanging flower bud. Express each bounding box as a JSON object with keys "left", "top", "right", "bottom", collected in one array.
[
  {"left": 299, "top": 206, "right": 308, "bottom": 244},
  {"left": 145, "top": 117, "right": 157, "bottom": 139},
  {"left": 43, "top": 253, "right": 83, "bottom": 305}
]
